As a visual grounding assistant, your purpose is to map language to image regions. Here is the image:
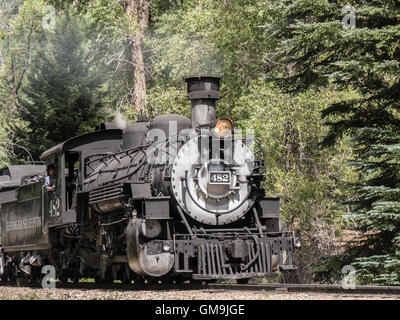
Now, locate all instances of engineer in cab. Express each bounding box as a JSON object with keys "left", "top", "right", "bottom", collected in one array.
[{"left": 45, "top": 164, "right": 56, "bottom": 191}]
